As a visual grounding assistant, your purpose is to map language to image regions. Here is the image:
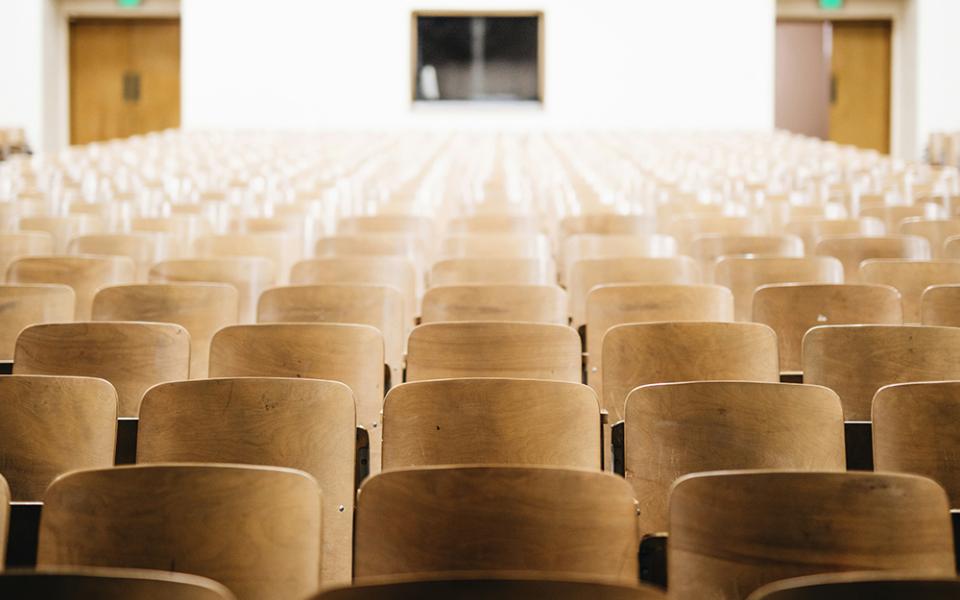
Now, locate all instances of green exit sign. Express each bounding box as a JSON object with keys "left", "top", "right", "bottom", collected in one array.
[
  {"left": 117, "top": 0, "right": 142, "bottom": 7},
  {"left": 819, "top": 0, "right": 844, "bottom": 9}
]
